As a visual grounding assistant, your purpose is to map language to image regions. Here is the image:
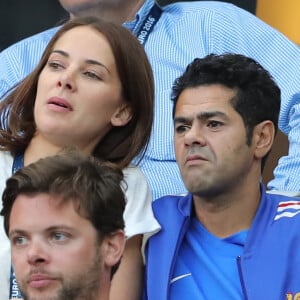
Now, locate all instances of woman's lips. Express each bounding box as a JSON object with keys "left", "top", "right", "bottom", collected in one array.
[{"left": 47, "top": 97, "right": 73, "bottom": 111}]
